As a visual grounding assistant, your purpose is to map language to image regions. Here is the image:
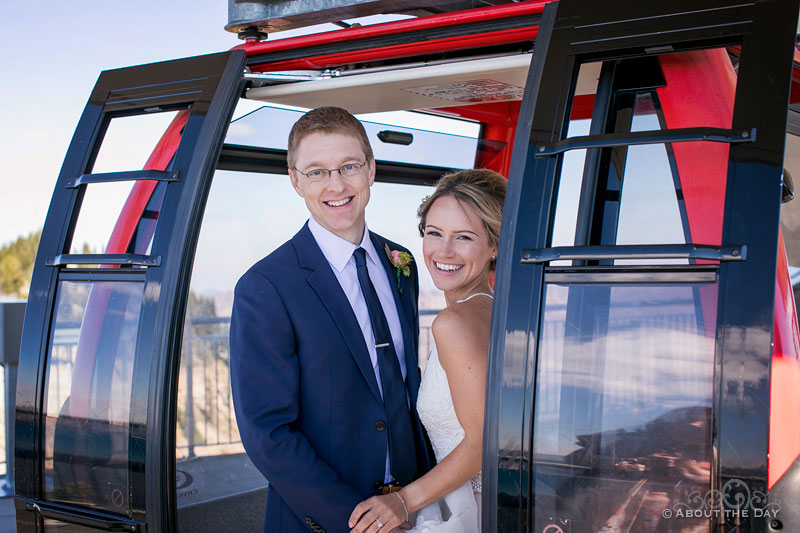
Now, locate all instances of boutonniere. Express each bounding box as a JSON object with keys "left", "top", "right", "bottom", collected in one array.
[{"left": 384, "top": 244, "right": 412, "bottom": 294}]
